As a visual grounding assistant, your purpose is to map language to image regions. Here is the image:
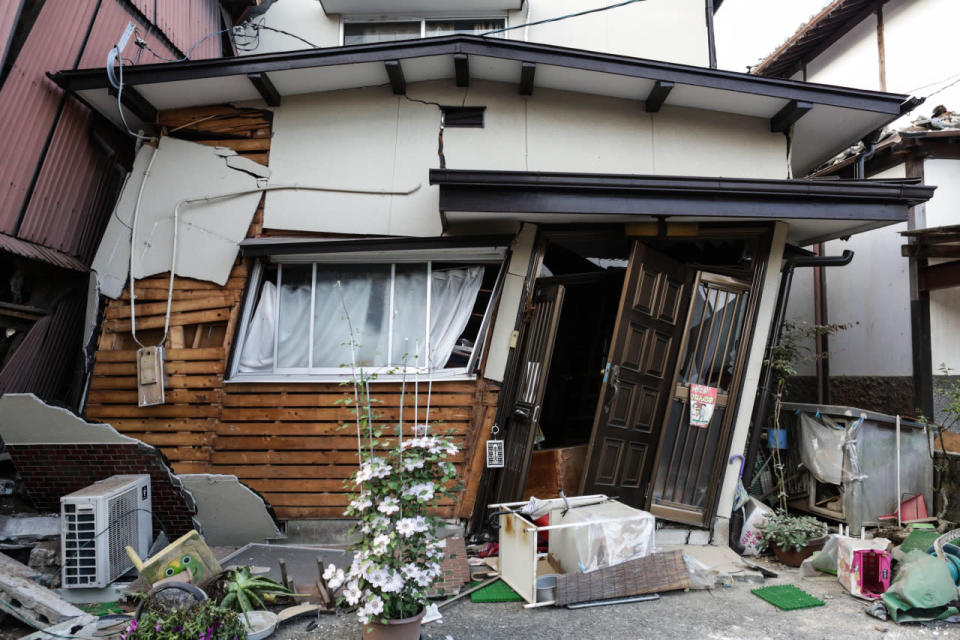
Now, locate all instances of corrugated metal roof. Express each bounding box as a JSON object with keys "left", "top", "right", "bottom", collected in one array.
[
  {"left": 0, "top": 0, "right": 207, "bottom": 267},
  {"left": 0, "top": 232, "right": 89, "bottom": 271},
  {"left": 0, "top": 0, "right": 24, "bottom": 72},
  {"left": 753, "top": 0, "right": 874, "bottom": 78},
  {"left": 0, "top": 289, "right": 86, "bottom": 408},
  {"left": 157, "top": 0, "right": 222, "bottom": 60},
  {"left": 0, "top": 0, "right": 100, "bottom": 238},
  {"left": 17, "top": 99, "right": 126, "bottom": 264}
]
